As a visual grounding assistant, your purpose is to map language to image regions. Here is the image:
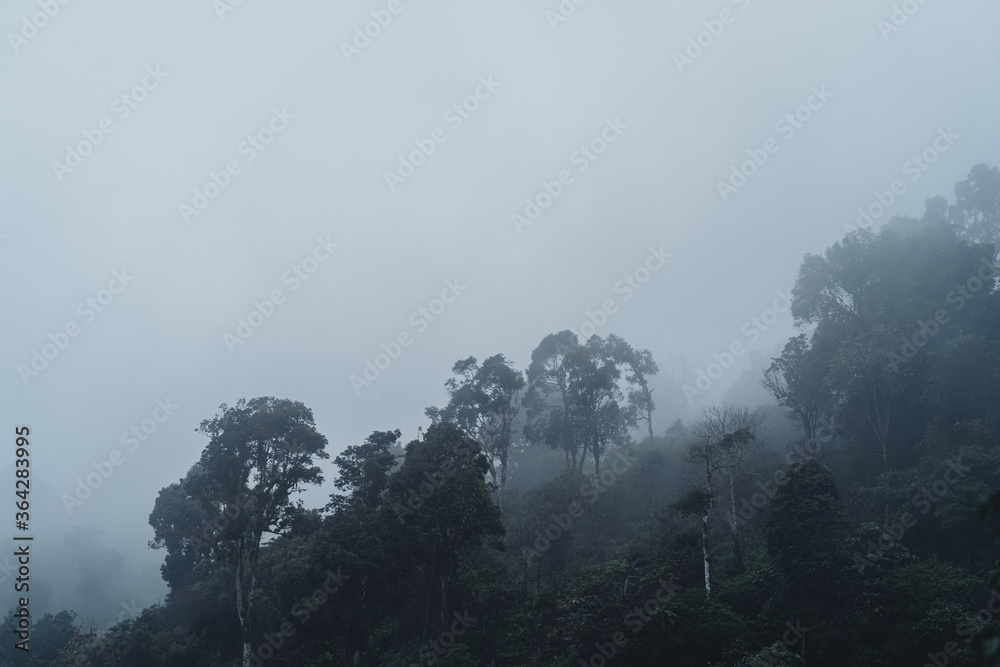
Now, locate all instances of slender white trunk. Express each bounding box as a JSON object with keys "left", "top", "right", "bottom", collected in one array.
[
  {"left": 701, "top": 510, "right": 711, "bottom": 598},
  {"left": 701, "top": 455, "right": 714, "bottom": 598}
]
